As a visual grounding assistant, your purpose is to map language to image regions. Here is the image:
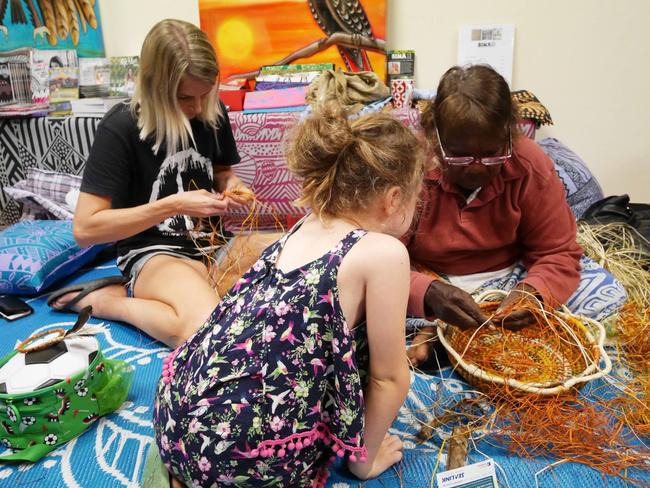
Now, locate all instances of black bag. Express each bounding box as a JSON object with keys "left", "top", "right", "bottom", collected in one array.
[{"left": 580, "top": 194, "right": 650, "bottom": 253}]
